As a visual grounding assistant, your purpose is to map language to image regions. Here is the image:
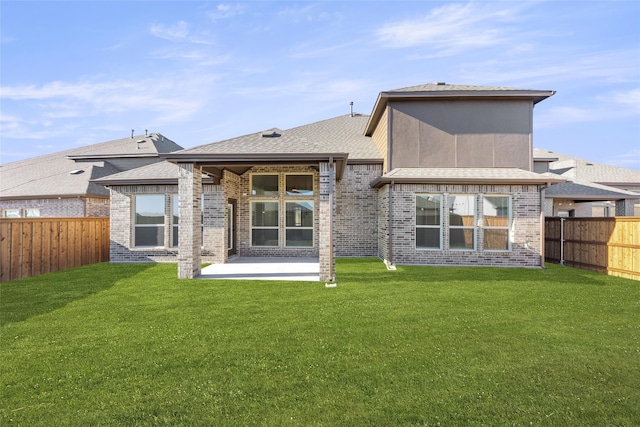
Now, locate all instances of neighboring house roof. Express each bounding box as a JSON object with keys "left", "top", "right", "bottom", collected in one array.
[
  {"left": 92, "top": 161, "right": 215, "bottom": 186},
  {"left": 534, "top": 148, "right": 640, "bottom": 187},
  {"left": 365, "top": 83, "right": 555, "bottom": 136},
  {"left": 163, "top": 114, "right": 382, "bottom": 180},
  {"left": 544, "top": 179, "right": 639, "bottom": 200},
  {"left": 370, "top": 168, "right": 565, "bottom": 188},
  {"left": 0, "top": 133, "right": 182, "bottom": 200}
]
